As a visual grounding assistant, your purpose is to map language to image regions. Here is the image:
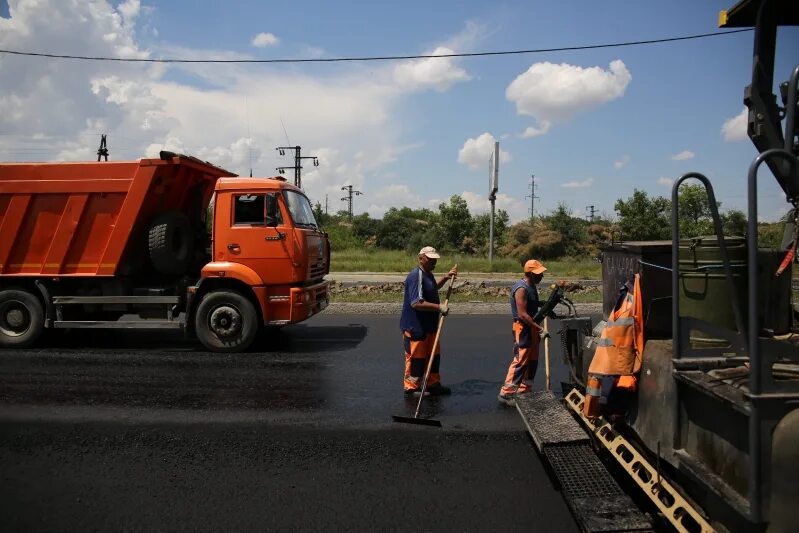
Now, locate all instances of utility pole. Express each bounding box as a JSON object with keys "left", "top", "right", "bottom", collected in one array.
[
  {"left": 97, "top": 133, "right": 109, "bottom": 162},
  {"left": 526, "top": 174, "right": 539, "bottom": 220},
  {"left": 275, "top": 145, "right": 319, "bottom": 189},
  {"left": 586, "top": 205, "right": 596, "bottom": 222},
  {"left": 340, "top": 185, "right": 363, "bottom": 220},
  {"left": 325, "top": 194, "right": 329, "bottom": 215}
]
